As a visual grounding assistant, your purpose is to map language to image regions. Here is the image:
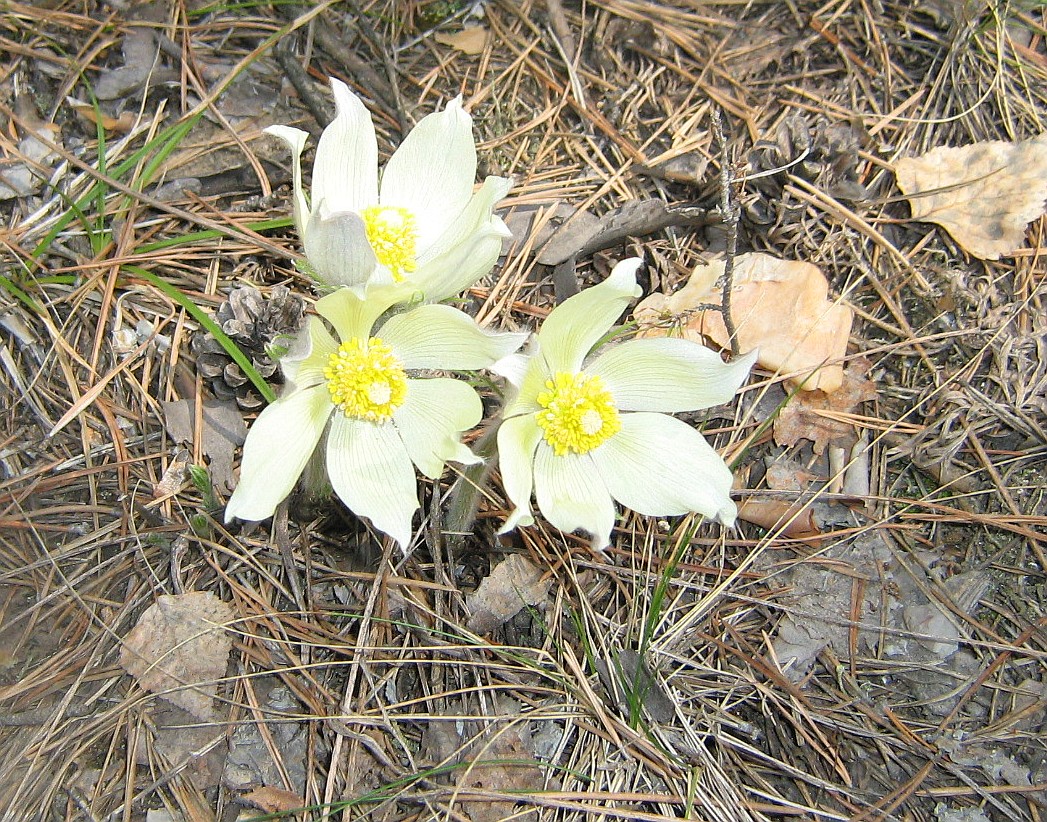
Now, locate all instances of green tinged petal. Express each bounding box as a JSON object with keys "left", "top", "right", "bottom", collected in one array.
[
  {"left": 537, "top": 258, "right": 643, "bottom": 373},
  {"left": 587, "top": 340, "right": 756, "bottom": 412},
  {"left": 263, "top": 125, "right": 309, "bottom": 238},
  {"left": 326, "top": 416, "right": 419, "bottom": 550},
  {"left": 313, "top": 78, "right": 379, "bottom": 215},
  {"left": 303, "top": 208, "right": 379, "bottom": 295},
  {"left": 533, "top": 445, "right": 616, "bottom": 548},
  {"left": 379, "top": 304, "right": 526, "bottom": 370},
  {"left": 380, "top": 96, "right": 477, "bottom": 252},
  {"left": 394, "top": 378, "right": 482, "bottom": 479},
  {"left": 496, "top": 414, "right": 543, "bottom": 534},
  {"left": 225, "top": 386, "right": 331, "bottom": 522},
  {"left": 314, "top": 286, "right": 402, "bottom": 343},
  {"left": 591, "top": 413, "right": 737, "bottom": 525}
]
